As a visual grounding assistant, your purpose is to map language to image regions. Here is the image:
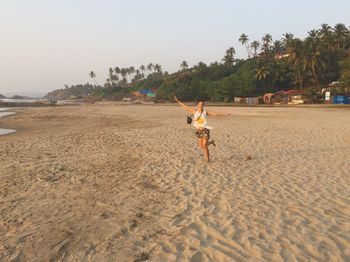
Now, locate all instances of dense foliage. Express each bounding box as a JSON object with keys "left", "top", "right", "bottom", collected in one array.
[{"left": 48, "top": 23, "right": 350, "bottom": 101}]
